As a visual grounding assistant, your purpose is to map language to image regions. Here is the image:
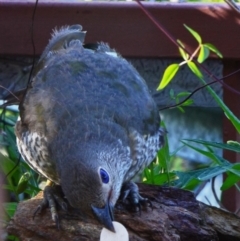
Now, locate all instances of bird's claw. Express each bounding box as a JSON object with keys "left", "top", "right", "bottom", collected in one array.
[
  {"left": 33, "top": 184, "right": 67, "bottom": 229},
  {"left": 120, "top": 181, "right": 152, "bottom": 213}
]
